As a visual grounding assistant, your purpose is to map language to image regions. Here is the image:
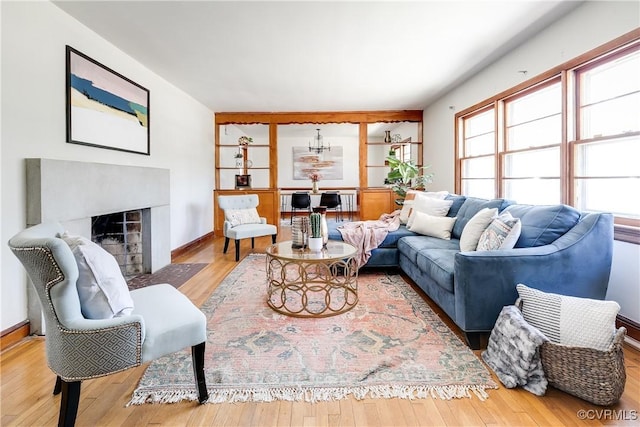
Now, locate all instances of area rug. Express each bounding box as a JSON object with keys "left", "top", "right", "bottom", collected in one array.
[
  {"left": 127, "top": 263, "right": 208, "bottom": 291},
  {"left": 129, "top": 254, "right": 497, "bottom": 405}
]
